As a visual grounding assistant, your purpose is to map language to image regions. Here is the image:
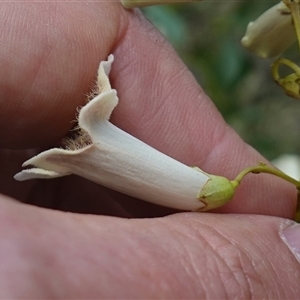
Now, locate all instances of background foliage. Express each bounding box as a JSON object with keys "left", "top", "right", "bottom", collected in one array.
[{"left": 143, "top": 1, "right": 300, "bottom": 160}]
